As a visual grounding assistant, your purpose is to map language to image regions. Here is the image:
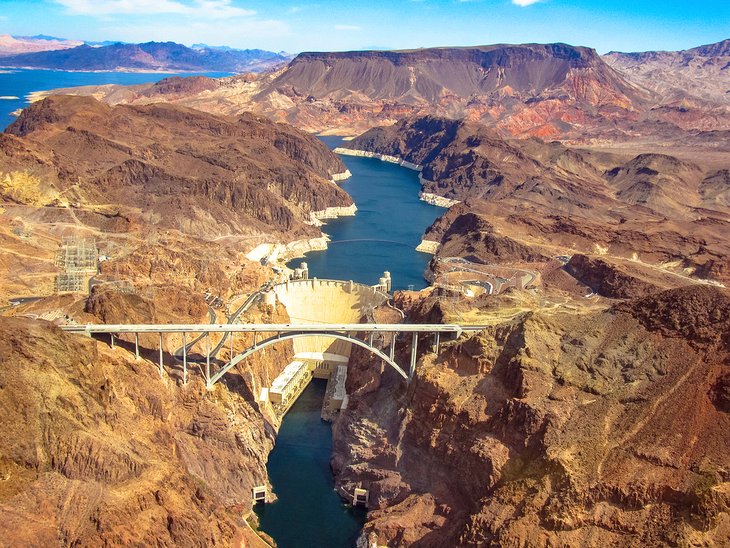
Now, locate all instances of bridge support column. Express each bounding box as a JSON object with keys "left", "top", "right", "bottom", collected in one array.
[
  {"left": 205, "top": 333, "right": 211, "bottom": 390},
  {"left": 368, "top": 332, "right": 374, "bottom": 347},
  {"left": 134, "top": 333, "right": 139, "bottom": 360},
  {"left": 182, "top": 332, "right": 188, "bottom": 385},
  {"left": 159, "top": 333, "right": 164, "bottom": 377},
  {"left": 110, "top": 333, "right": 114, "bottom": 349},
  {"left": 409, "top": 332, "right": 418, "bottom": 380},
  {"left": 434, "top": 332, "right": 440, "bottom": 354},
  {"left": 230, "top": 332, "right": 233, "bottom": 360},
  {"left": 390, "top": 334, "right": 396, "bottom": 361}
]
